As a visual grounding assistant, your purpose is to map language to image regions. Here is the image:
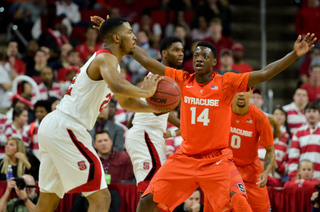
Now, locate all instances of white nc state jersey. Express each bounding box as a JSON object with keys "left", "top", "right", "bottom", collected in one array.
[
  {"left": 132, "top": 99, "right": 169, "bottom": 133},
  {"left": 57, "top": 49, "right": 118, "bottom": 130}
]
